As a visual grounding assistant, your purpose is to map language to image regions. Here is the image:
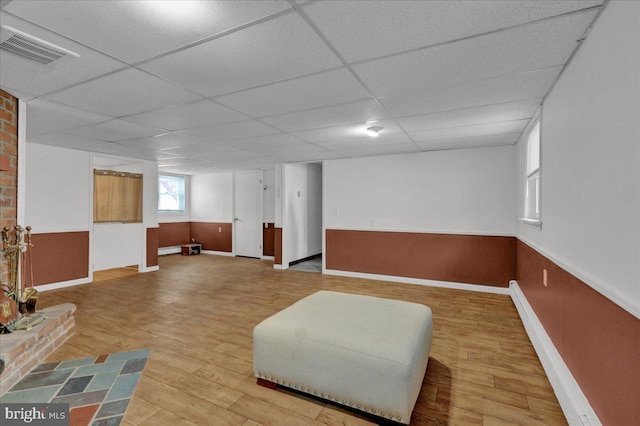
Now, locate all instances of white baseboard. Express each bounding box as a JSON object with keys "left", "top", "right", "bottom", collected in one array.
[
  {"left": 261, "top": 255, "right": 275, "bottom": 261},
  {"left": 159, "top": 246, "right": 181, "bottom": 256},
  {"left": 201, "top": 250, "right": 234, "bottom": 256},
  {"left": 323, "top": 269, "right": 509, "bottom": 295},
  {"left": 509, "top": 281, "right": 601, "bottom": 426},
  {"left": 36, "top": 277, "right": 92, "bottom": 292},
  {"left": 273, "top": 264, "right": 285, "bottom": 270},
  {"left": 139, "top": 265, "right": 159, "bottom": 273}
]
